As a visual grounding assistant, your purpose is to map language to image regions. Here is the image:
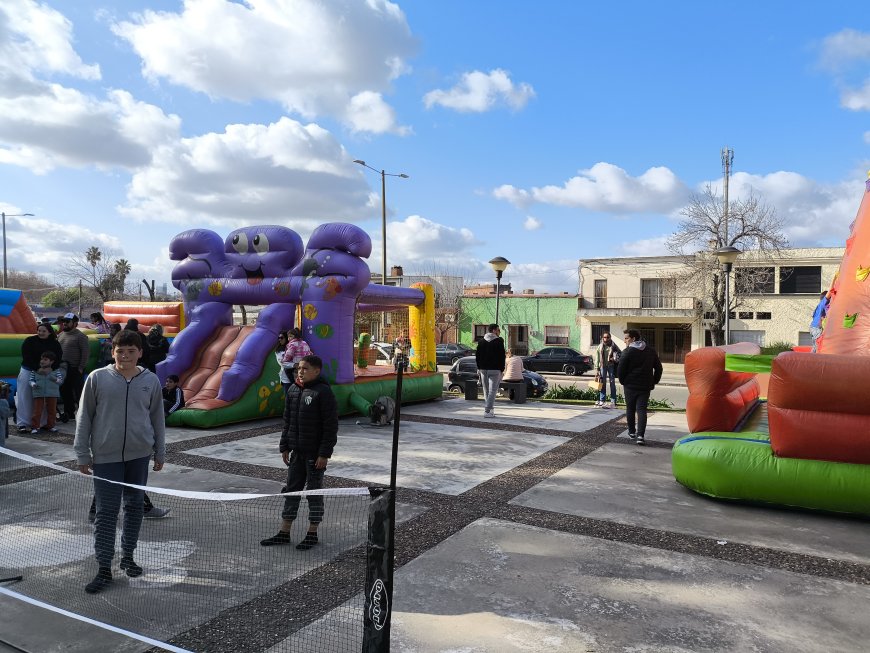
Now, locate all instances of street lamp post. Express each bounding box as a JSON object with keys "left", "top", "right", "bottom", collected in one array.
[
  {"left": 489, "top": 257, "right": 511, "bottom": 326},
  {"left": 715, "top": 246, "right": 740, "bottom": 345},
  {"left": 2, "top": 212, "right": 35, "bottom": 288},
  {"left": 353, "top": 160, "right": 409, "bottom": 339}
]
